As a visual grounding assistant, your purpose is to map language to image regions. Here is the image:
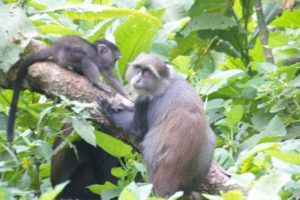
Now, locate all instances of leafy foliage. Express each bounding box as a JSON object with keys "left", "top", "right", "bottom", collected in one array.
[{"left": 0, "top": 0, "right": 300, "bottom": 199}]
